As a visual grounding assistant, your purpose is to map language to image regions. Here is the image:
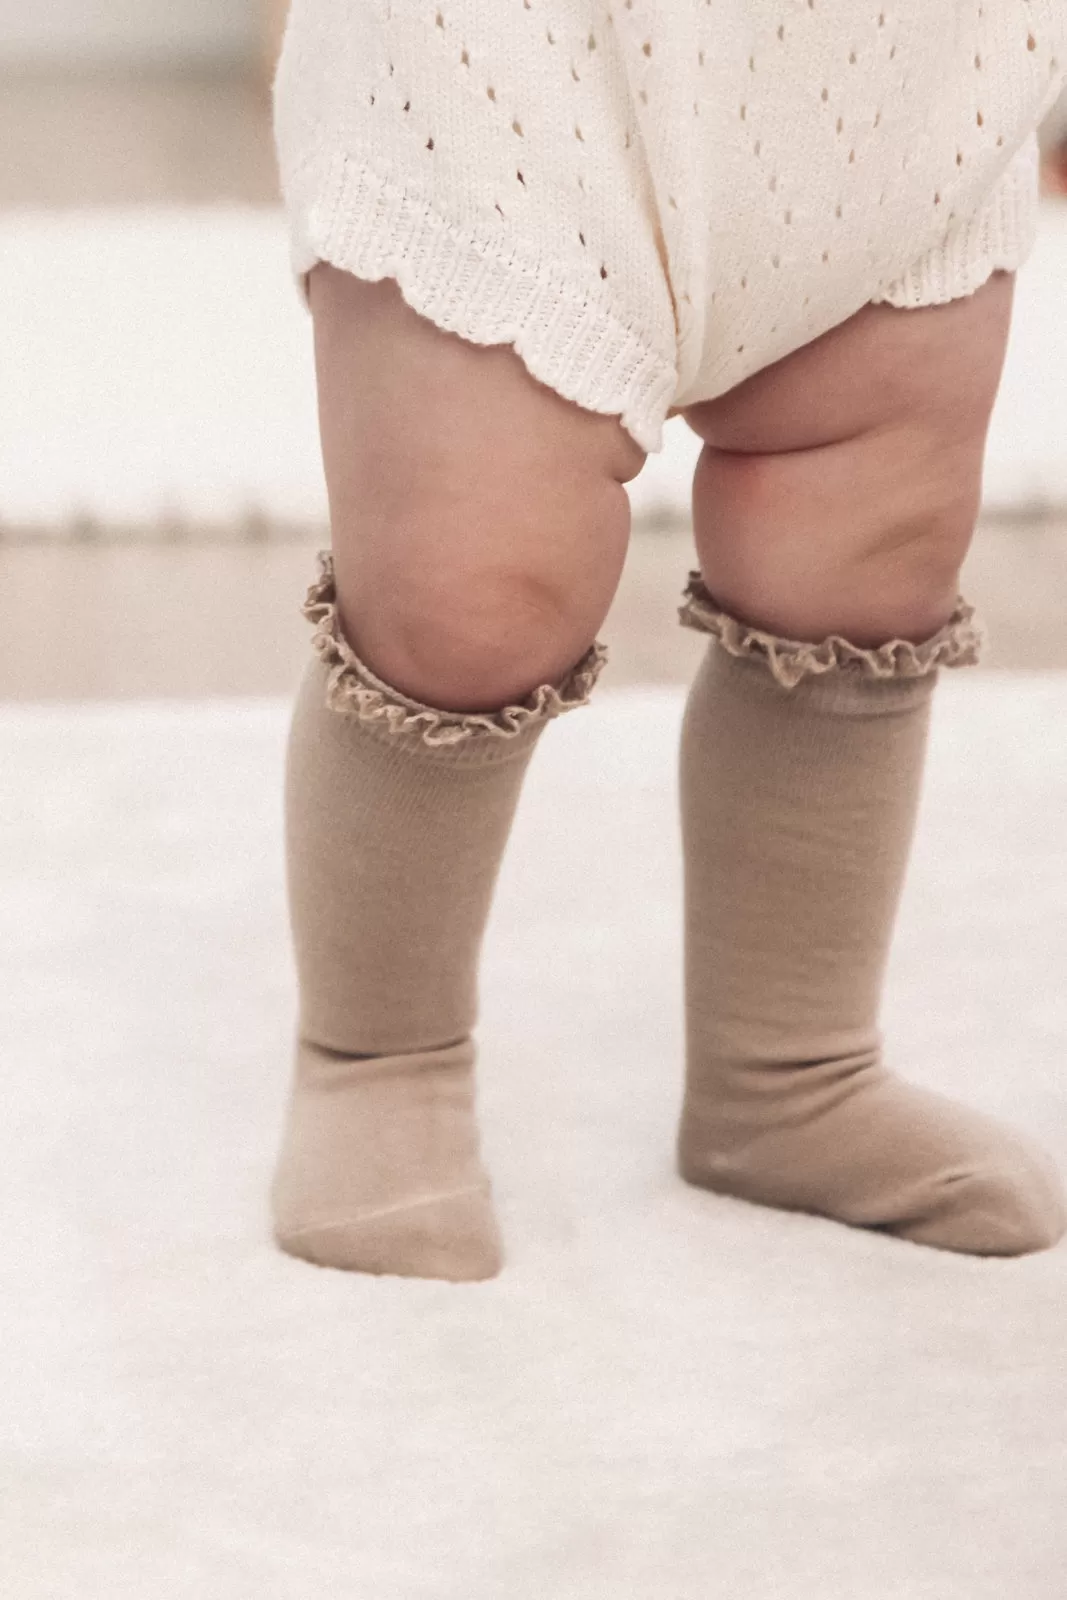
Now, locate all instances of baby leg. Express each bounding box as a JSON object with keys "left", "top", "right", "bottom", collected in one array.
[
  {"left": 676, "top": 274, "right": 1066, "bottom": 1255},
  {"left": 272, "top": 268, "right": 644, "bottom": 1280}
]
